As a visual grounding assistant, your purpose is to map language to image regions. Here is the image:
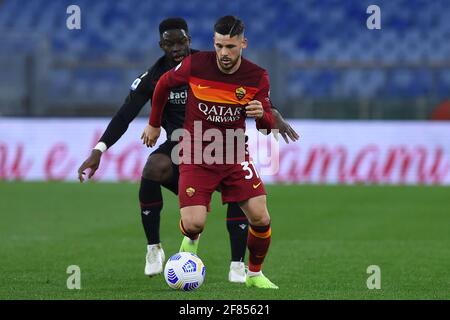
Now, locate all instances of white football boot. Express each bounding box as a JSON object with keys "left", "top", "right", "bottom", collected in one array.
[
  {"left": 228, "top": 261, "right": 247, "bottom": 283},
  {"left": 145, "top": 243, "right": 165, "bottom": 276}
]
